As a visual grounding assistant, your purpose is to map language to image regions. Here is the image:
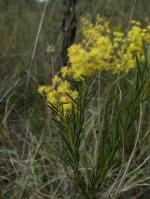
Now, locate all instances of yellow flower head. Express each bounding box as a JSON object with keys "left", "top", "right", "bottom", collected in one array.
[
  {"left": 61, "top": 66, "right": 73, "bottom": 78},
  {"left": 52, "top": 75, "right": 61, "bottom": 85},
  {"left": 57, "top": 80, "right": 71, "bottom": 93}
]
